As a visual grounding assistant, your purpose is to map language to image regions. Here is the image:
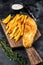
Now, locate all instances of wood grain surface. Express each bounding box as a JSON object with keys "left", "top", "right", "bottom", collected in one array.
[{"left": 26, "top": 47, "right": 43, "bottom": 65}]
